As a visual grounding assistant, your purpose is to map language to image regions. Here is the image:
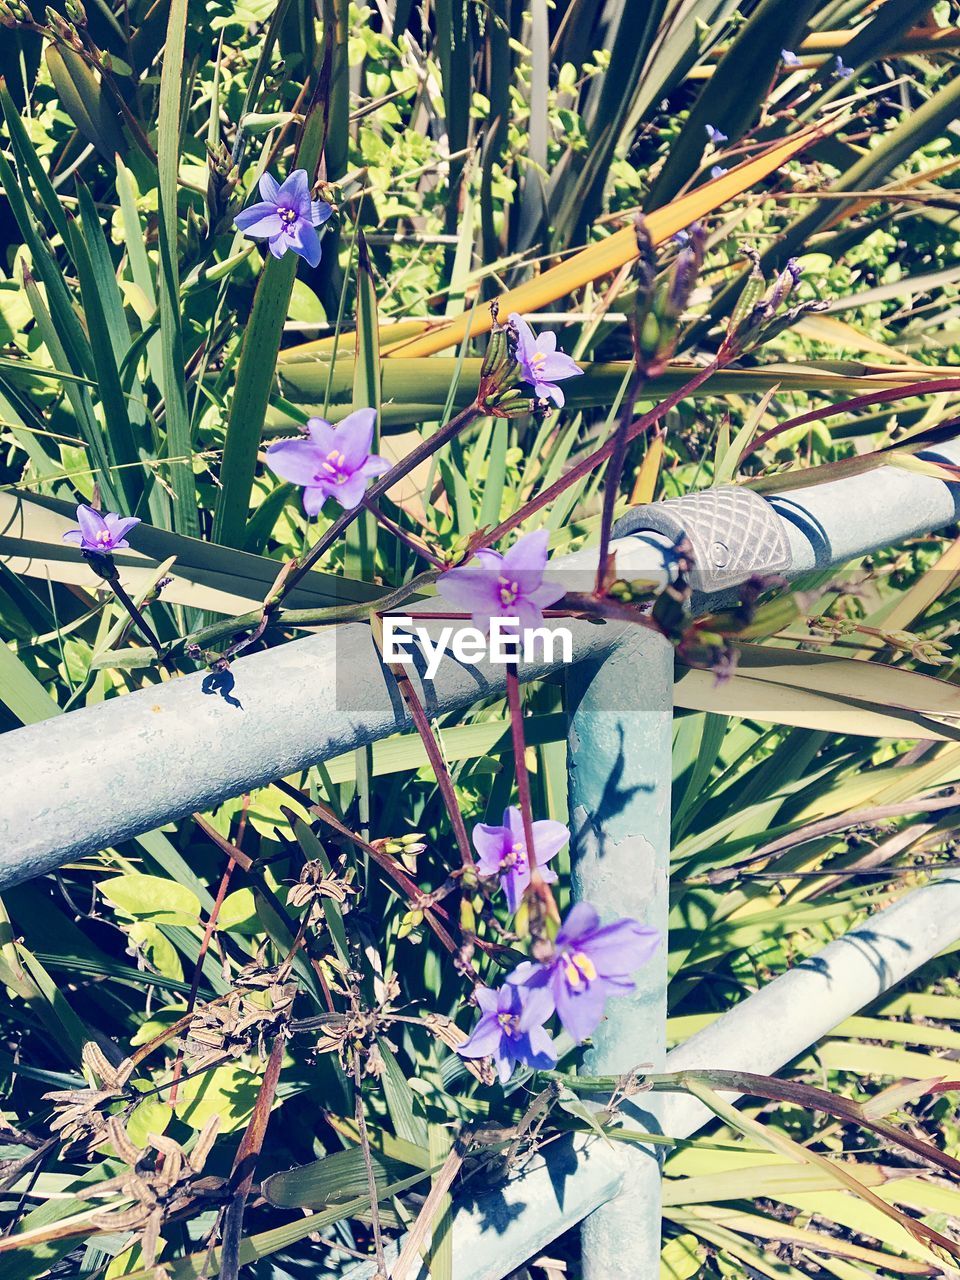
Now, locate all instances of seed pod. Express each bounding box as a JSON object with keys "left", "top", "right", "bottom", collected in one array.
[{"left": 727, "top": 249, "right": 765, "bottom": 337}]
